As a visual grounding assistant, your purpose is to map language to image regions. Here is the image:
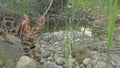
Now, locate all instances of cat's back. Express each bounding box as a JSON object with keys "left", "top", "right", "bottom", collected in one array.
[{"left": 0, "top": 8, "right": 24, "bottom": 35}]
